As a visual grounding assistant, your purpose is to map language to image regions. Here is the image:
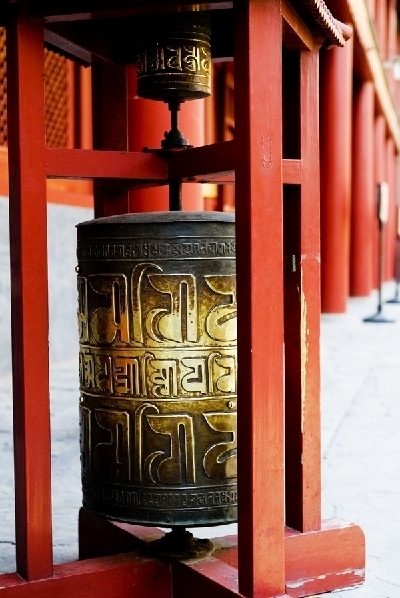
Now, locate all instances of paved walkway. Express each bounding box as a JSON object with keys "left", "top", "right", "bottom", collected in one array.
[
  {"left": 1, "top": 283, "right": 399, "bottom": 597},
  {"left": 319, "top": 285, "right": 400, "bottom": 598}
]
